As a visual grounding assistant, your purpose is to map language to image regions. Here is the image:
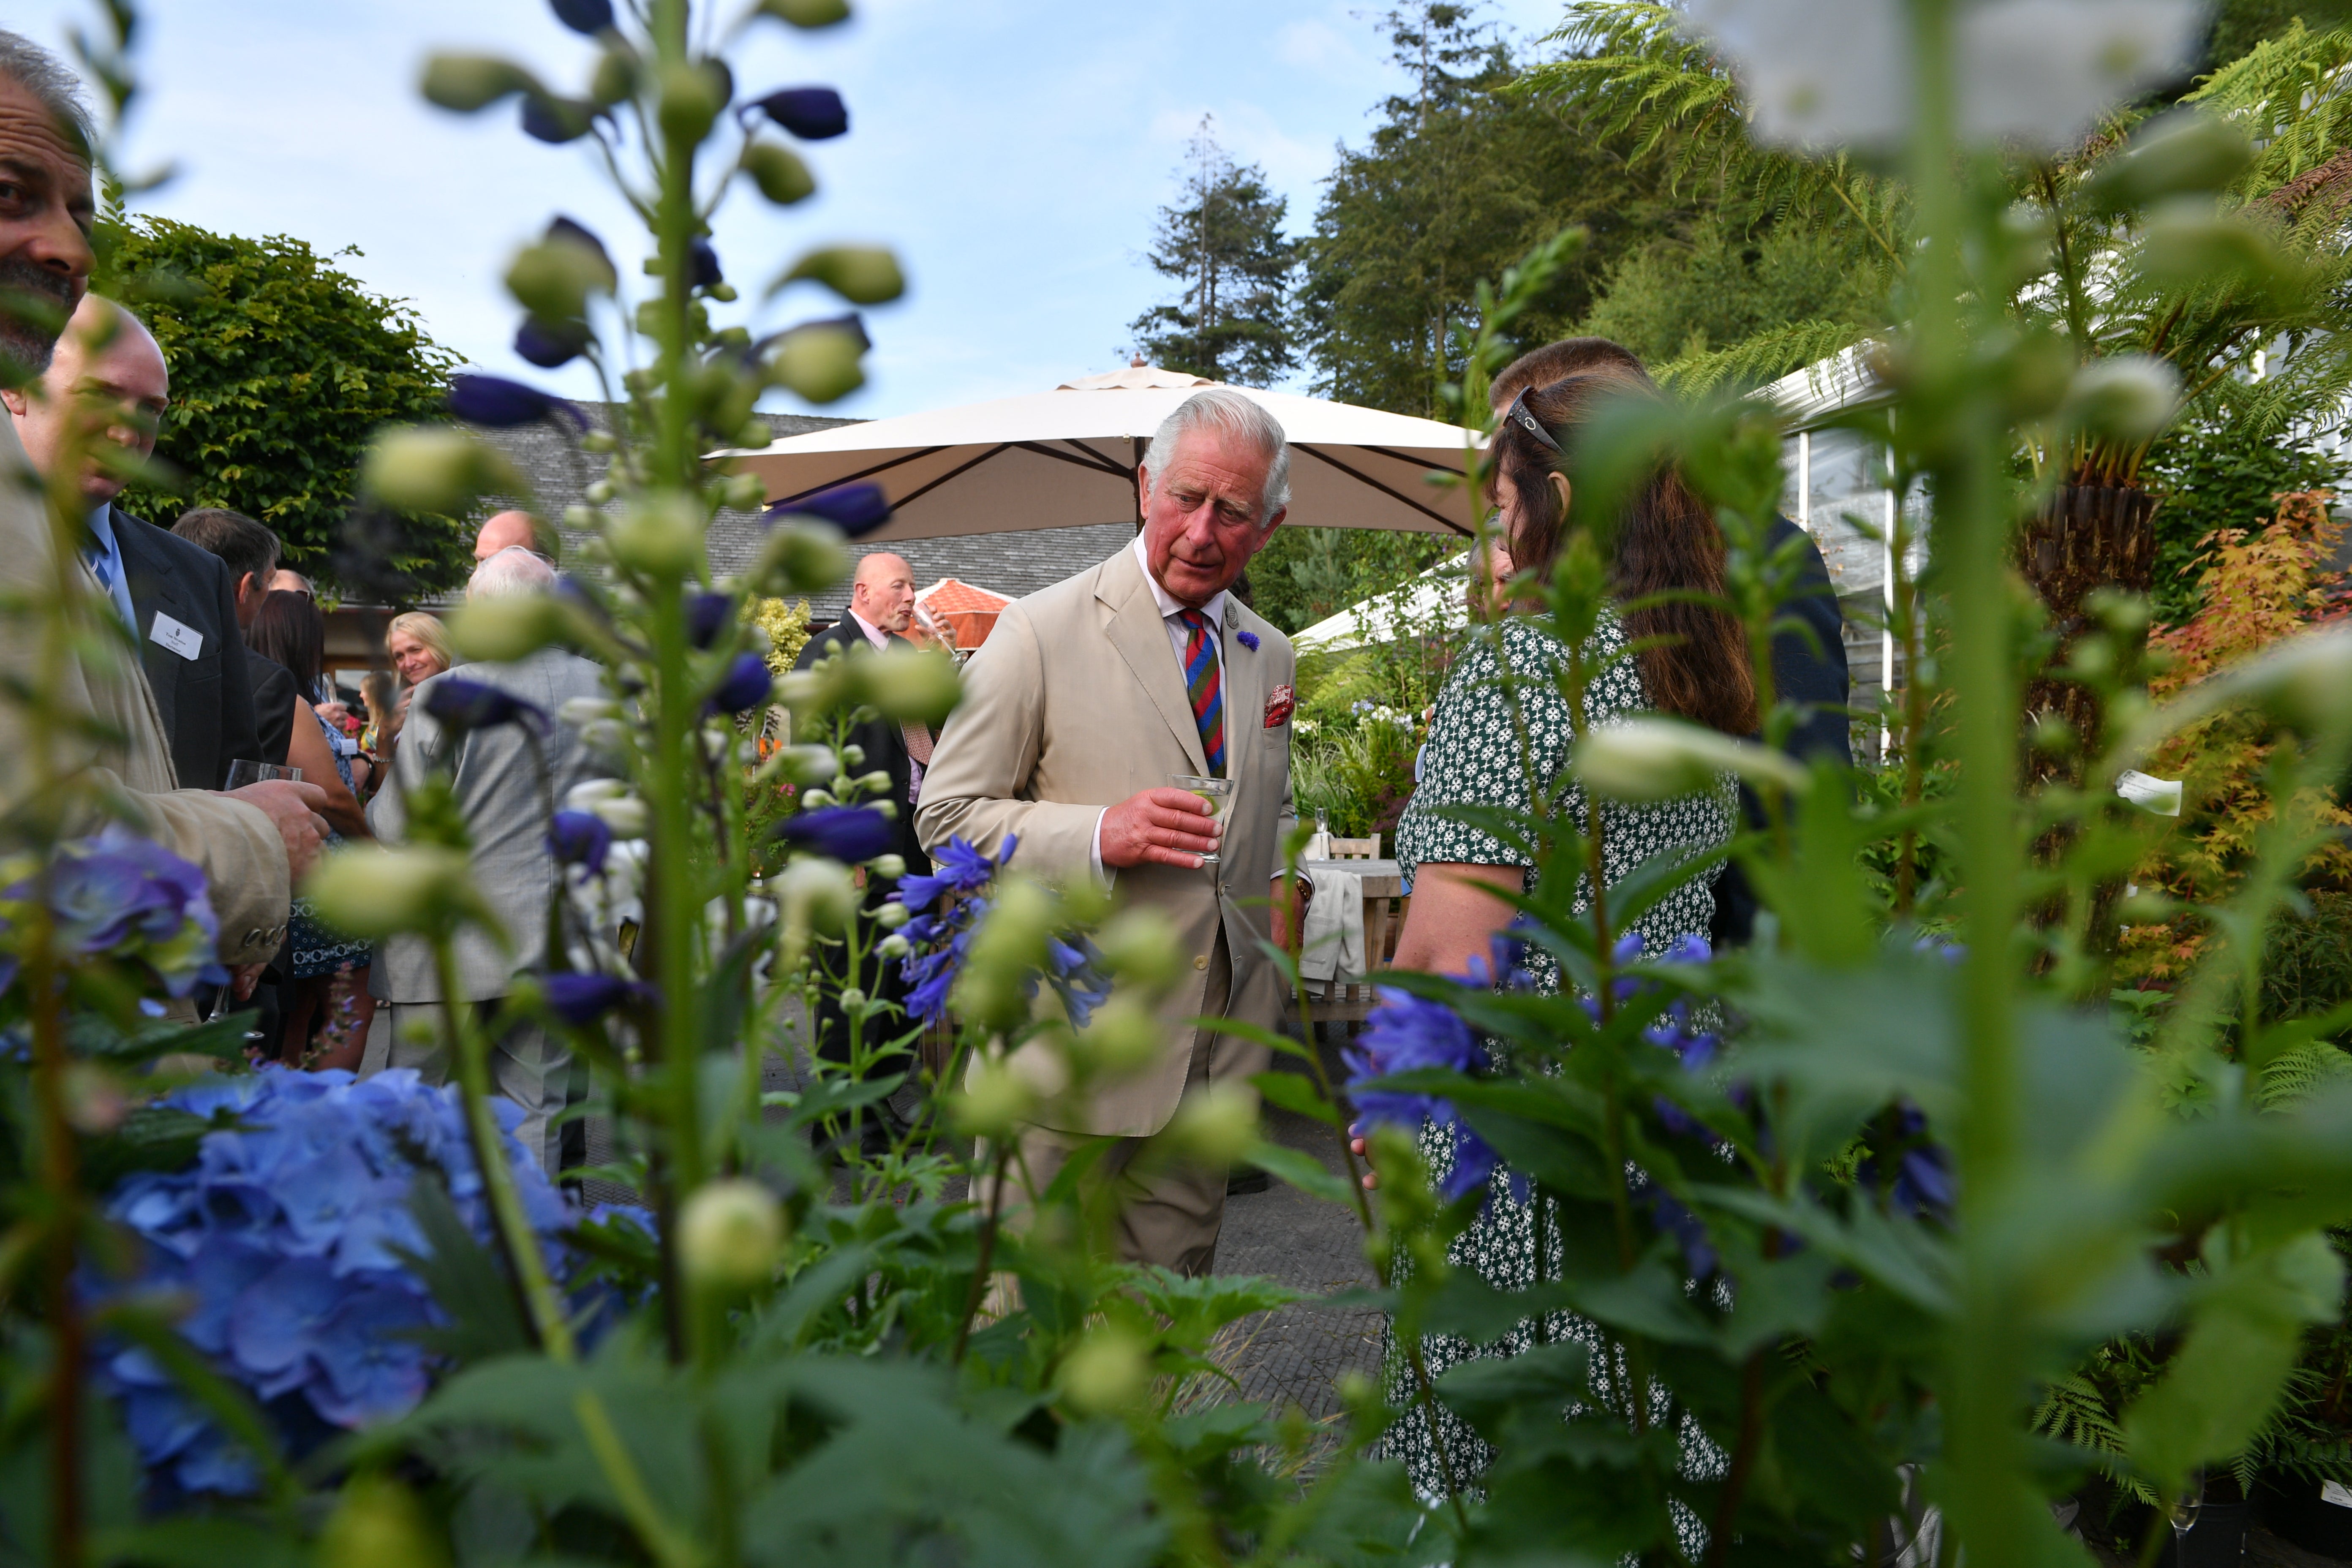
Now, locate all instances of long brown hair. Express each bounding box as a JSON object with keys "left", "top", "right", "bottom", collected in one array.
[{"left": 1490, "top": 370, "right": 1758, "bottom": 737}]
